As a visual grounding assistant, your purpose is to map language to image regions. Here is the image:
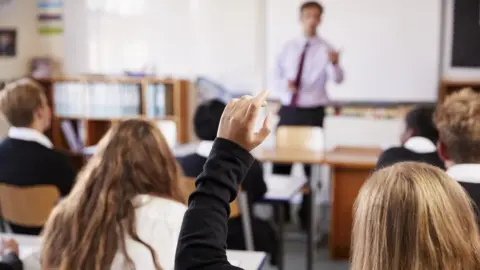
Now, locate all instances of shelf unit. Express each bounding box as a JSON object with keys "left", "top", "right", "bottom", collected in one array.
[
  {"left": 439, "top": 77, "right": 480, "bottom": 102},
  {"left": 35, "top": 76, "right": 191, "bottom": 169}
]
